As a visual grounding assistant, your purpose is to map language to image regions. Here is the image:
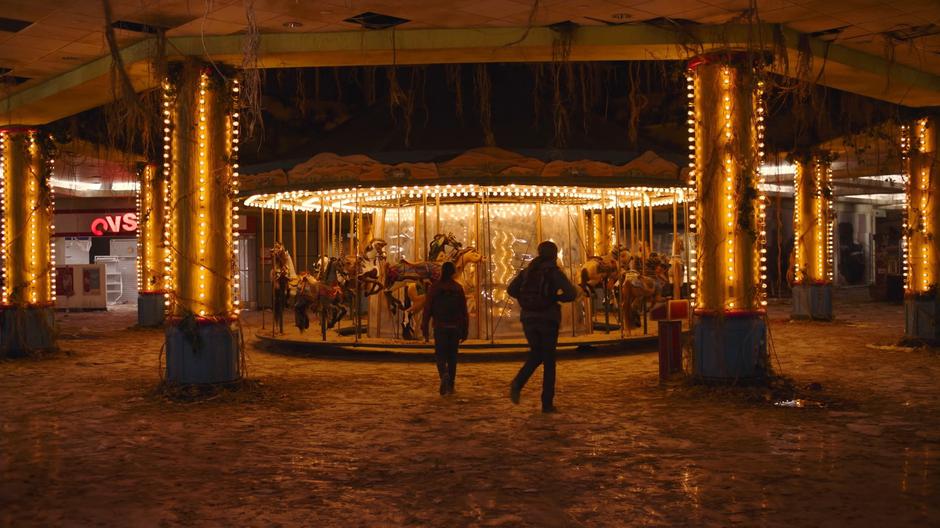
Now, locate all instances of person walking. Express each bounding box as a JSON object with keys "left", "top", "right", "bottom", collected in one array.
[
  {"left": 507, "top": 241, "right": 578, "bottom": 413},
  {"left": 421, "top": 261, "right": 469, "bottom": 396}
]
